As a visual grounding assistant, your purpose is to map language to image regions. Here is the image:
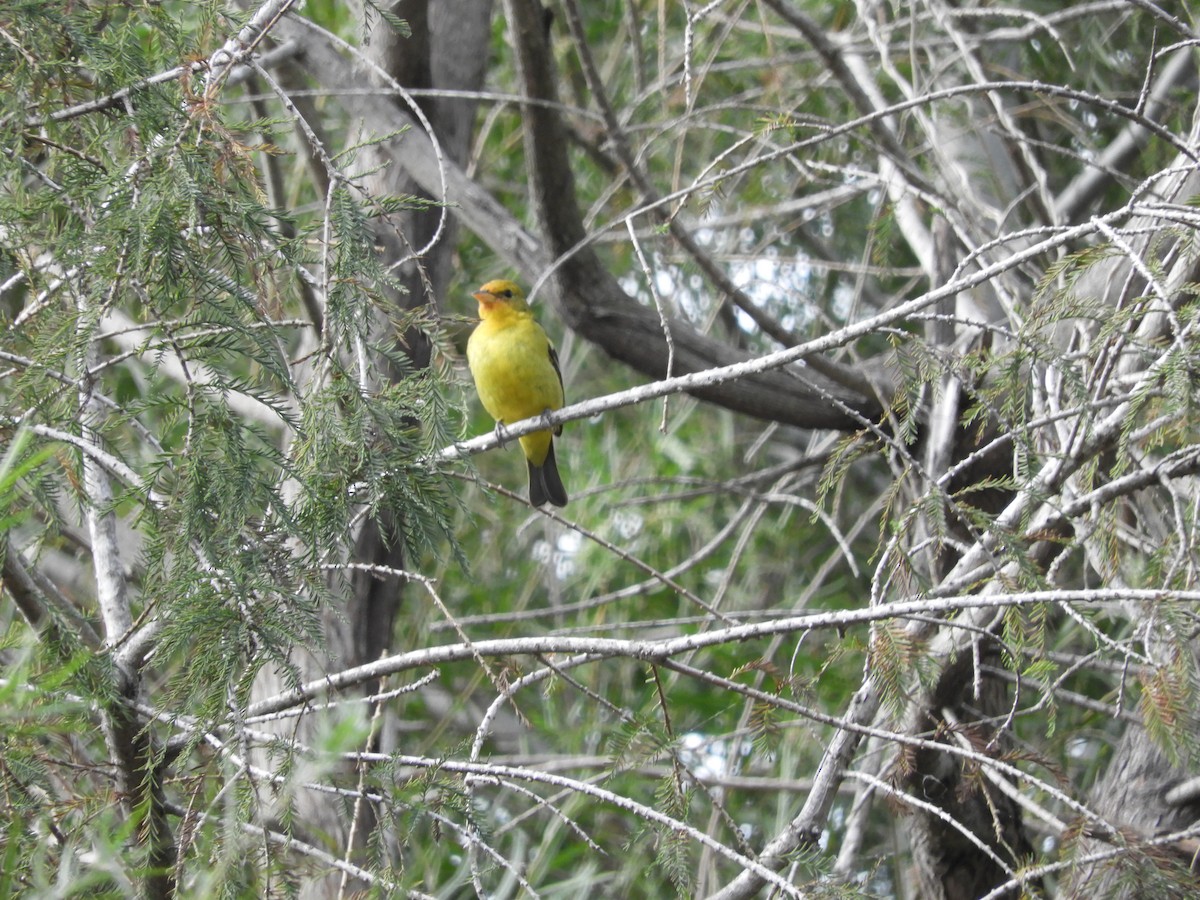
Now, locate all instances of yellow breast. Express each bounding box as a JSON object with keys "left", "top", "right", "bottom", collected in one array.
[{"left": 467, "top": 305, "right": 563, "bottom": 465}]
